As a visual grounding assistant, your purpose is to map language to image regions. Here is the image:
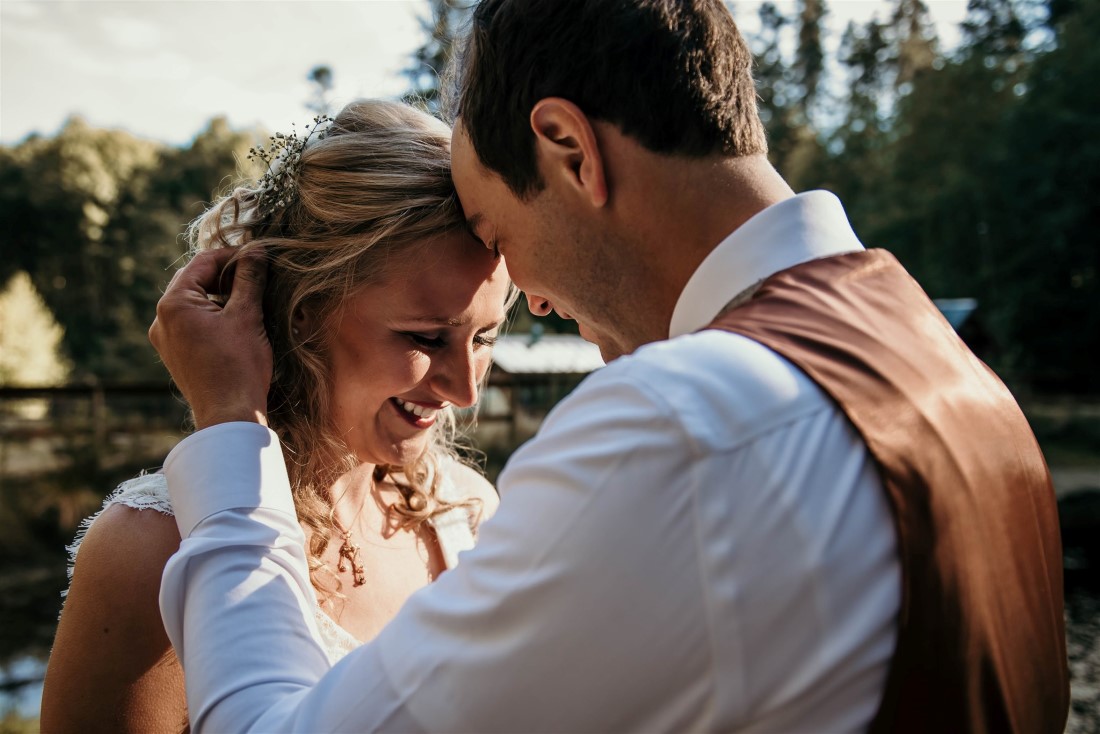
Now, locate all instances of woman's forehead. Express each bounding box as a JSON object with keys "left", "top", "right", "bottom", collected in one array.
[{"left": 348, "top": 233, "right": 509, "bottom": 320}]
